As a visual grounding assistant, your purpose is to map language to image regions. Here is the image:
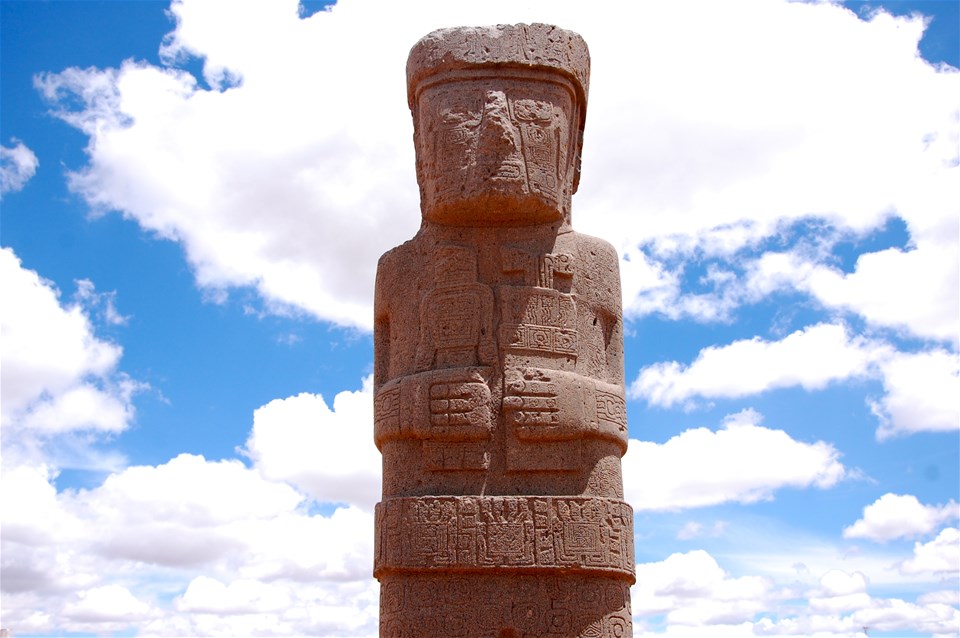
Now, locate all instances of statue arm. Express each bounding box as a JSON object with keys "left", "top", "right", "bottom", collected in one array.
[
  {"left": 374, "top": 249, "right": 399, "bottom": 390},
  {"left": 593, "top": 237, "right": 625, "bottom": 387}
]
